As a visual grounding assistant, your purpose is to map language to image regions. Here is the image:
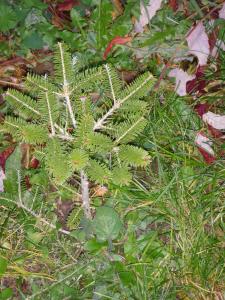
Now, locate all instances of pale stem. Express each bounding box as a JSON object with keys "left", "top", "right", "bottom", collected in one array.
[
  {"left": 114, "top": 117, "right": 144, "bottom": 145},
  {"left": 58, "top": 42, "right": 77, "bottom": 128},
  {"left": 80, "top": 170, "right": 91, "bottom": 219},
  {"left": 104, "top": 64, "right": 116, "bottom": 104},
  {"left": 64, "top": 92, "right": 77, "bottom": 128},
  {"left": 45, "top": 92, "right": 55, "bottom": 136}
]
